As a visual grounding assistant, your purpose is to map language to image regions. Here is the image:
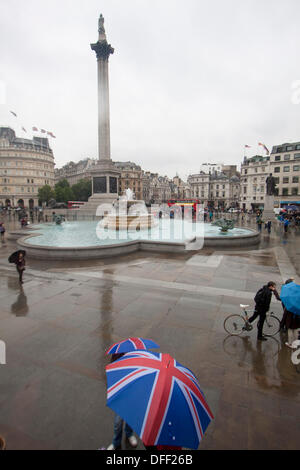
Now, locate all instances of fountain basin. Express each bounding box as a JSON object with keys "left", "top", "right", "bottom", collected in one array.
[{"left": 16, "top": 220, "right": 260, "bottom": 260}]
